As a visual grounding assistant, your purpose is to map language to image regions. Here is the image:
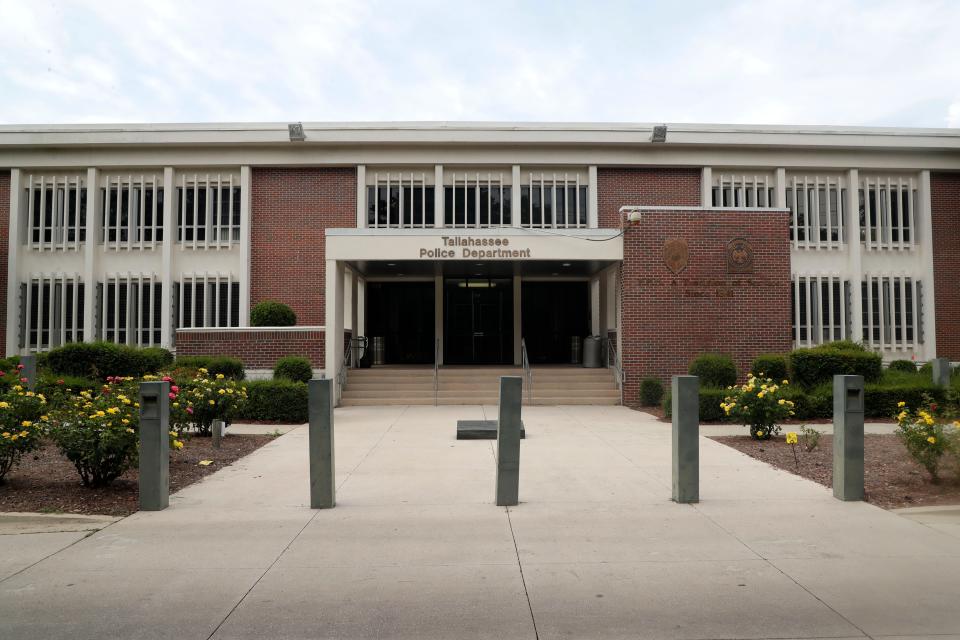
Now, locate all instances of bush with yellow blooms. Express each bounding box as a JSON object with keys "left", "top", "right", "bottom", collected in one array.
[
  {"left": 720, "top": 373, "right": 796, "bottom": 440},
  {"left": 894, "top": 395, "right": 953, "bottom": 483},
  {"left": 181, "top": 368, "right": 248, "bottom": 436},
  {"left": 0, "top": 371, "right": 49, "bottom": 483}
]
